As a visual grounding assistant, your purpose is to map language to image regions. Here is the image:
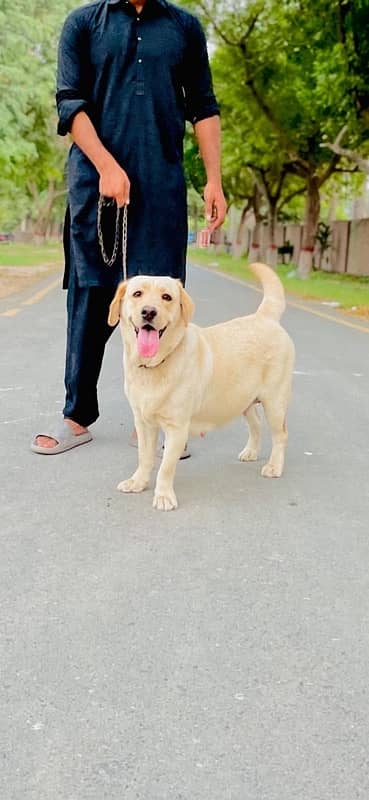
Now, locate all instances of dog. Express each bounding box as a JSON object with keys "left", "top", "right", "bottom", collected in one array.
[{"left": 108, "top": 263, "right": 295, "bottom": 511}]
